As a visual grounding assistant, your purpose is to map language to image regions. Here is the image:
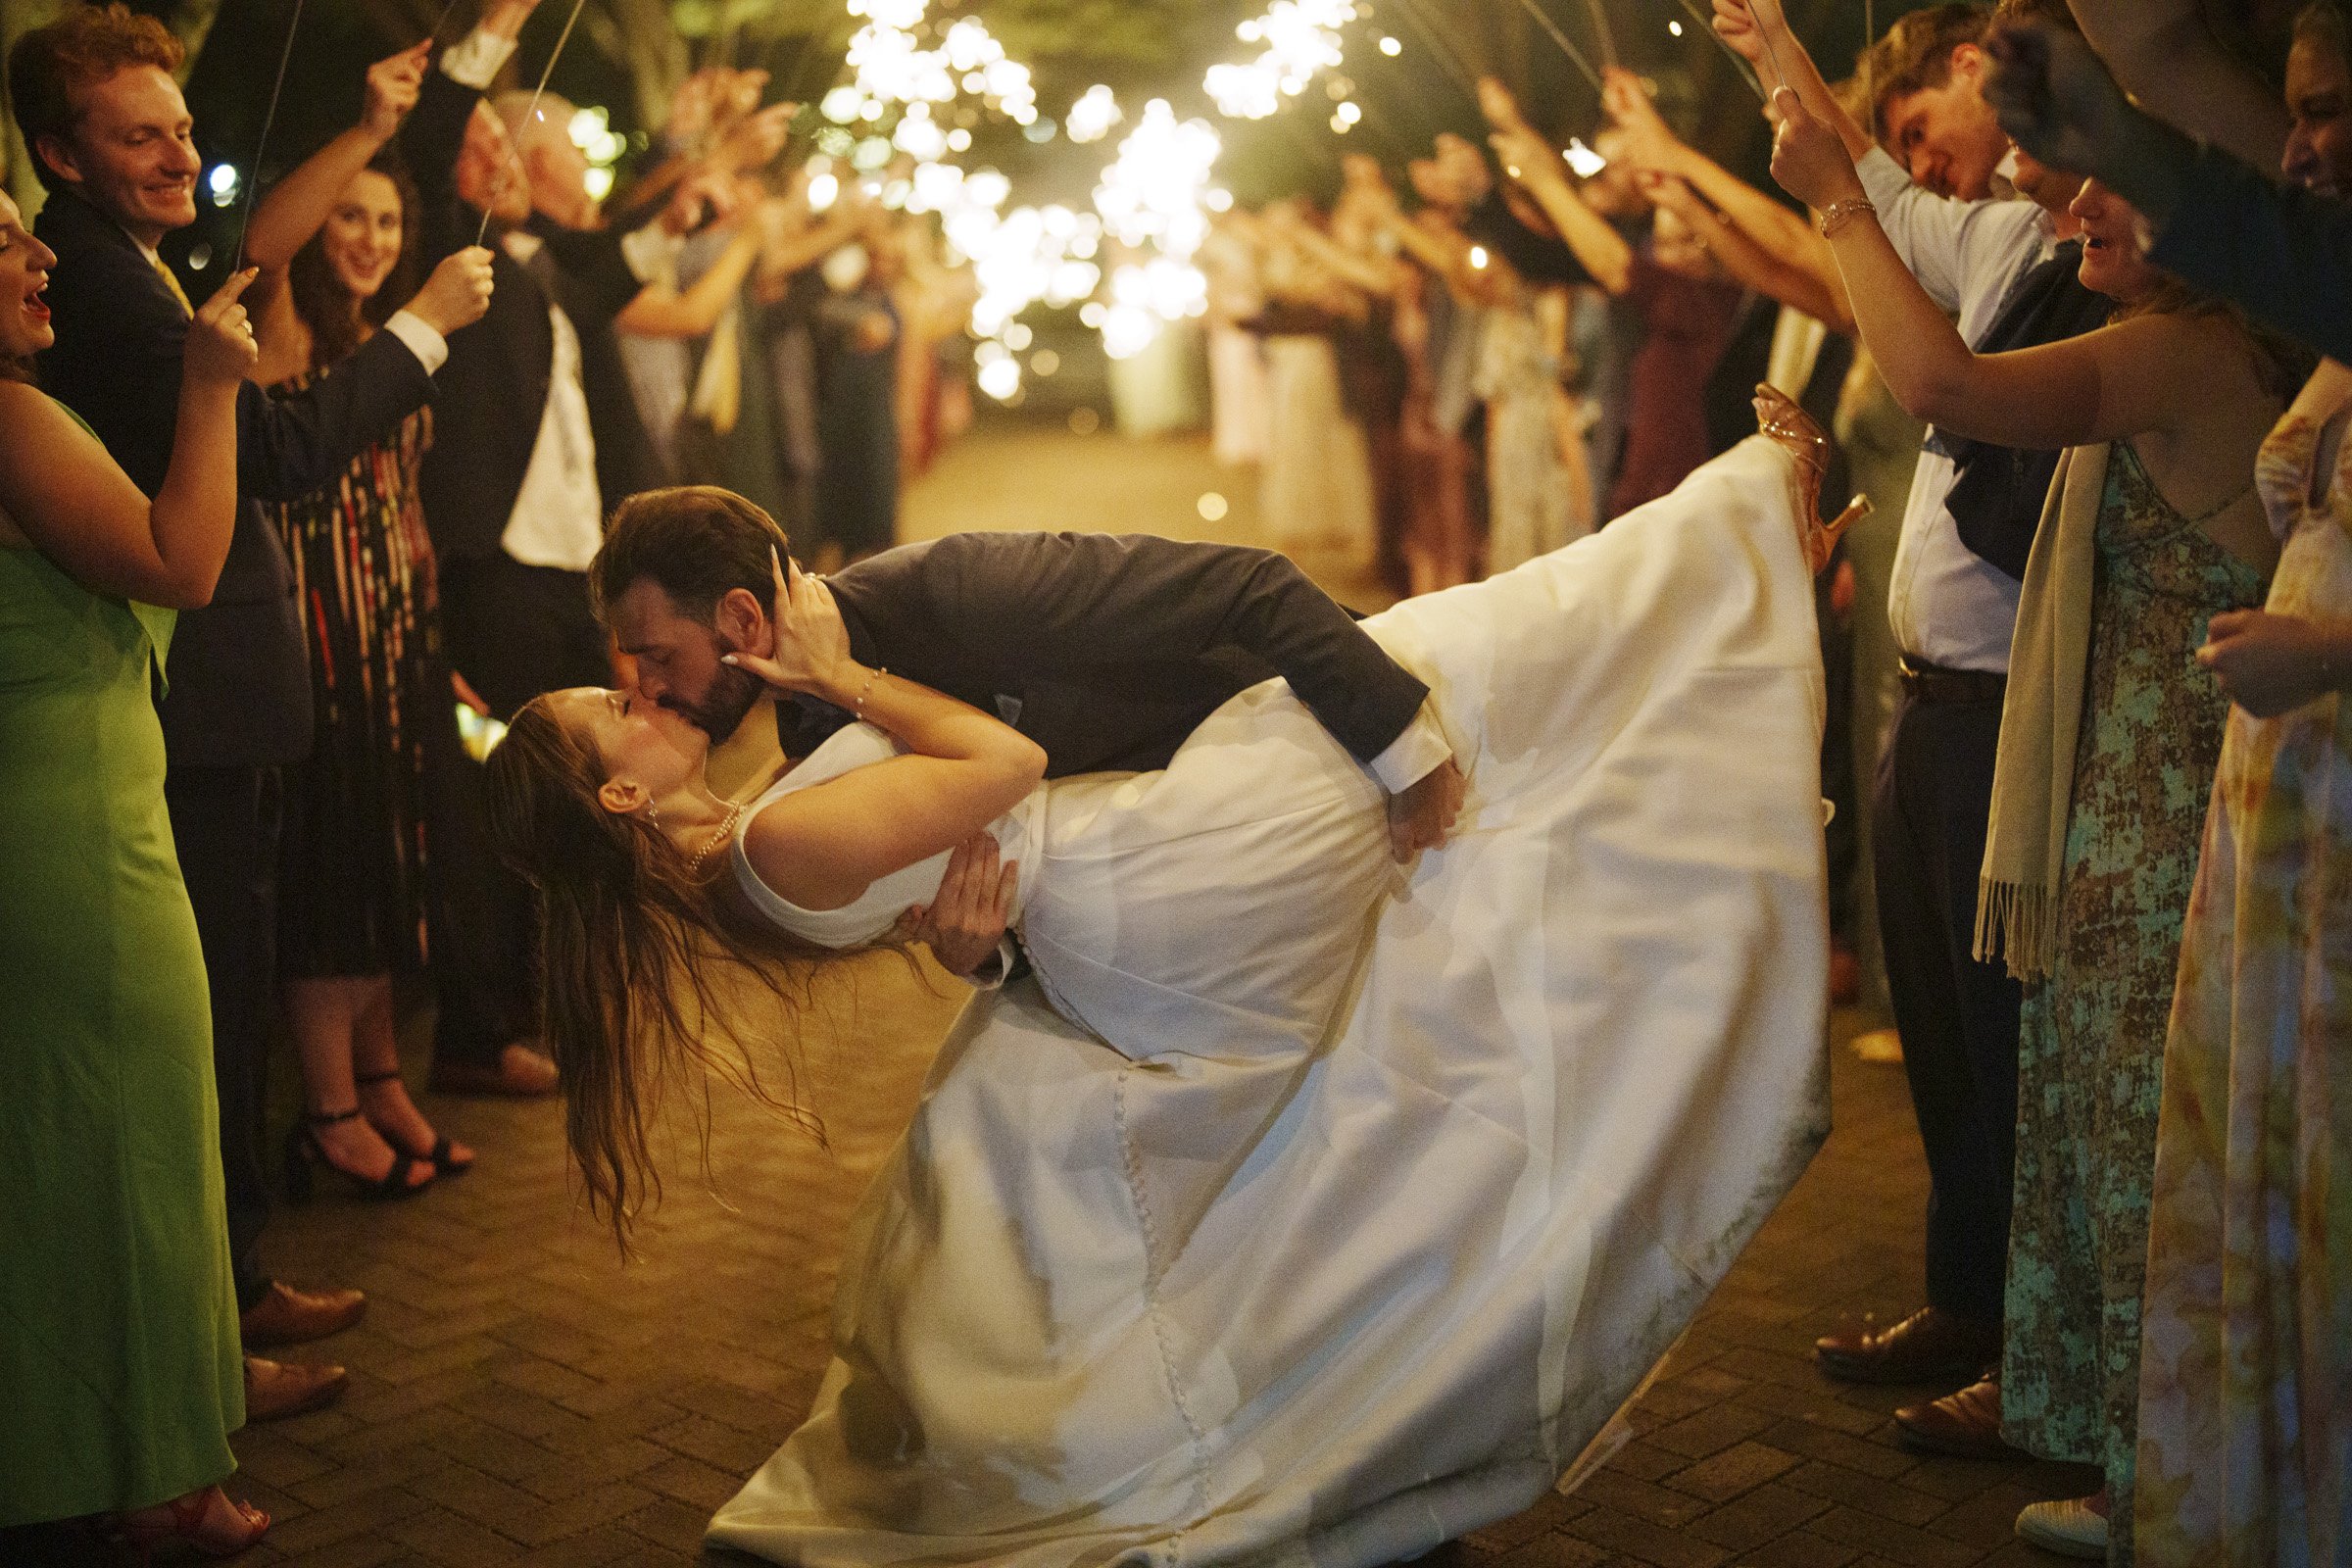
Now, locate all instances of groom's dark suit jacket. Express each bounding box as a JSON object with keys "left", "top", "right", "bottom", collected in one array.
[
  {"left": 806, "top": 531, "right": 1432, "bottom": 779},
  {"left": 34, "top": 186, "right": 435, "bottom": 767}
]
